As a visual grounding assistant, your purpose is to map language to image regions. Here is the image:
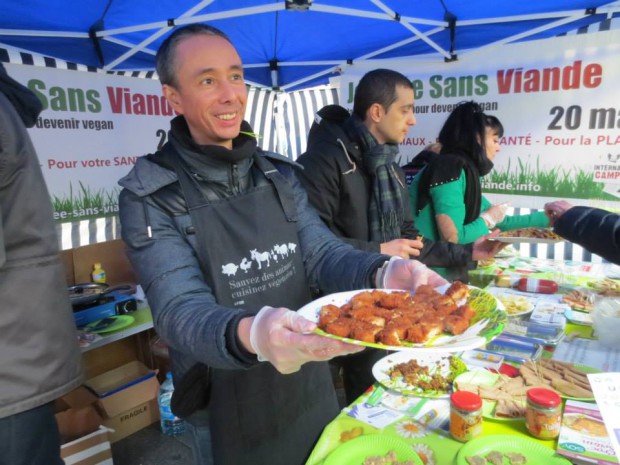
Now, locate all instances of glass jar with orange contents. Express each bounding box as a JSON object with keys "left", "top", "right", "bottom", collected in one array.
[
  {"left": 525, "top": 388, "right": 562, "bottom": 439},
  {"left": 450, "top": 391, "right": 483, "bottom": 442}
]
